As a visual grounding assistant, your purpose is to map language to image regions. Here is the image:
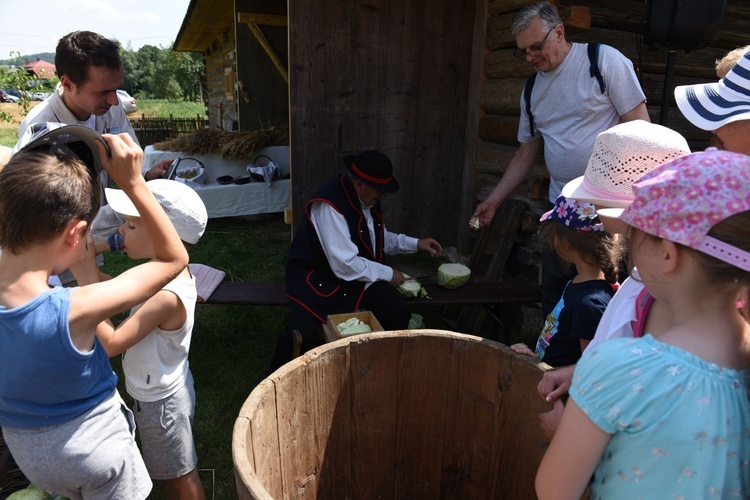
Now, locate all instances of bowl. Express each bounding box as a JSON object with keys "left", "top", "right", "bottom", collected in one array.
[{"left": 175, "top": 165, "right": 205, "bottom": 185}]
